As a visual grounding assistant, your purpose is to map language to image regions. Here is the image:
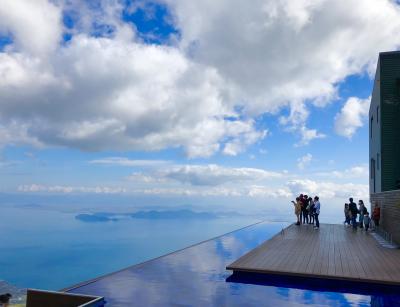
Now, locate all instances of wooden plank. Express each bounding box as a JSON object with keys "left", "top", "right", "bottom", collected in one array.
[
  {"left": 227, "top": 223, "right": 400, "bottom": 286},
  {"left": 333, "top": 226, "right": 343, "bottom": 277},
  {"left": 304, "top": 225, "right": 321, "bottom": 274}
]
